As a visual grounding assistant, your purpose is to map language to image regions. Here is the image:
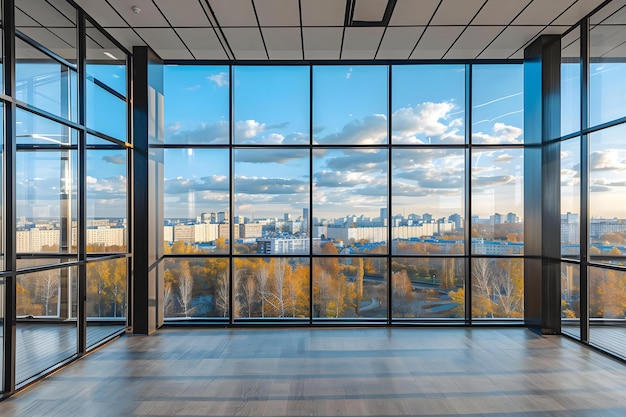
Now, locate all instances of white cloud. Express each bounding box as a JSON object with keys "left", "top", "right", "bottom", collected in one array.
[
  {"left": 234, "top": 120, "right": 266, "bottom": 140},
  {"left": 472, "top": 122, "right": 523, "bottom": 144},
  {"left": 207, "top": 72, "right": 229, "bottom": 87},
  {"left": 392, "top": 102, "right": 464, "bottom": 144}
]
